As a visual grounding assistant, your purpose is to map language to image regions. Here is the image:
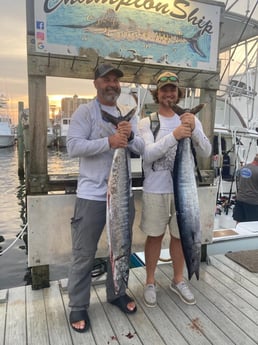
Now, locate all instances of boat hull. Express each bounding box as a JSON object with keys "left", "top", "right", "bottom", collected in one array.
[{"left": 0, "top": 135, "right": 15, "bottom": 148}]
